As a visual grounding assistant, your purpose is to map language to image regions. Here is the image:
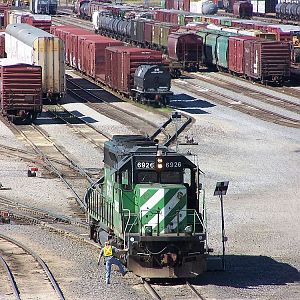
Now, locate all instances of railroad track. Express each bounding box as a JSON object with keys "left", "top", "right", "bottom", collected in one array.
[
  {"left": 189, "top": 72, "right": 300, "bottom": 111},
  {"left": 174, "top": 78, "right": 300, "bottom": 129},
  {"left": 9, "top": 121, "right": 96, "bottom": 210},
  {"left": 143, "top": 279, "right": 206, "bottom": 300},
  {"left": 0, "top": 234, "right": 65, "bottom": 299},
  {"left": 66, "top": 73, "right": 192, "bottom": 145},
  {"left": 0, "top": 195, "right": 87, "bottom": 227}
]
